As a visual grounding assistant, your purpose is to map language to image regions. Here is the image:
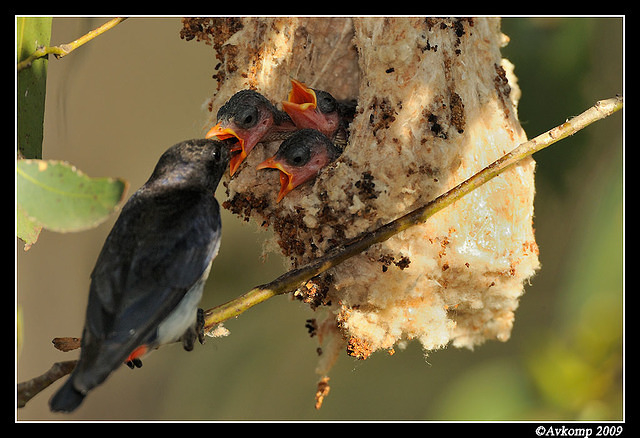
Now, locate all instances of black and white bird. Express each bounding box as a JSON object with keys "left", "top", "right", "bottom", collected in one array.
[{"left": 50, "top": 138, "right": 229, "bottom": 413}]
